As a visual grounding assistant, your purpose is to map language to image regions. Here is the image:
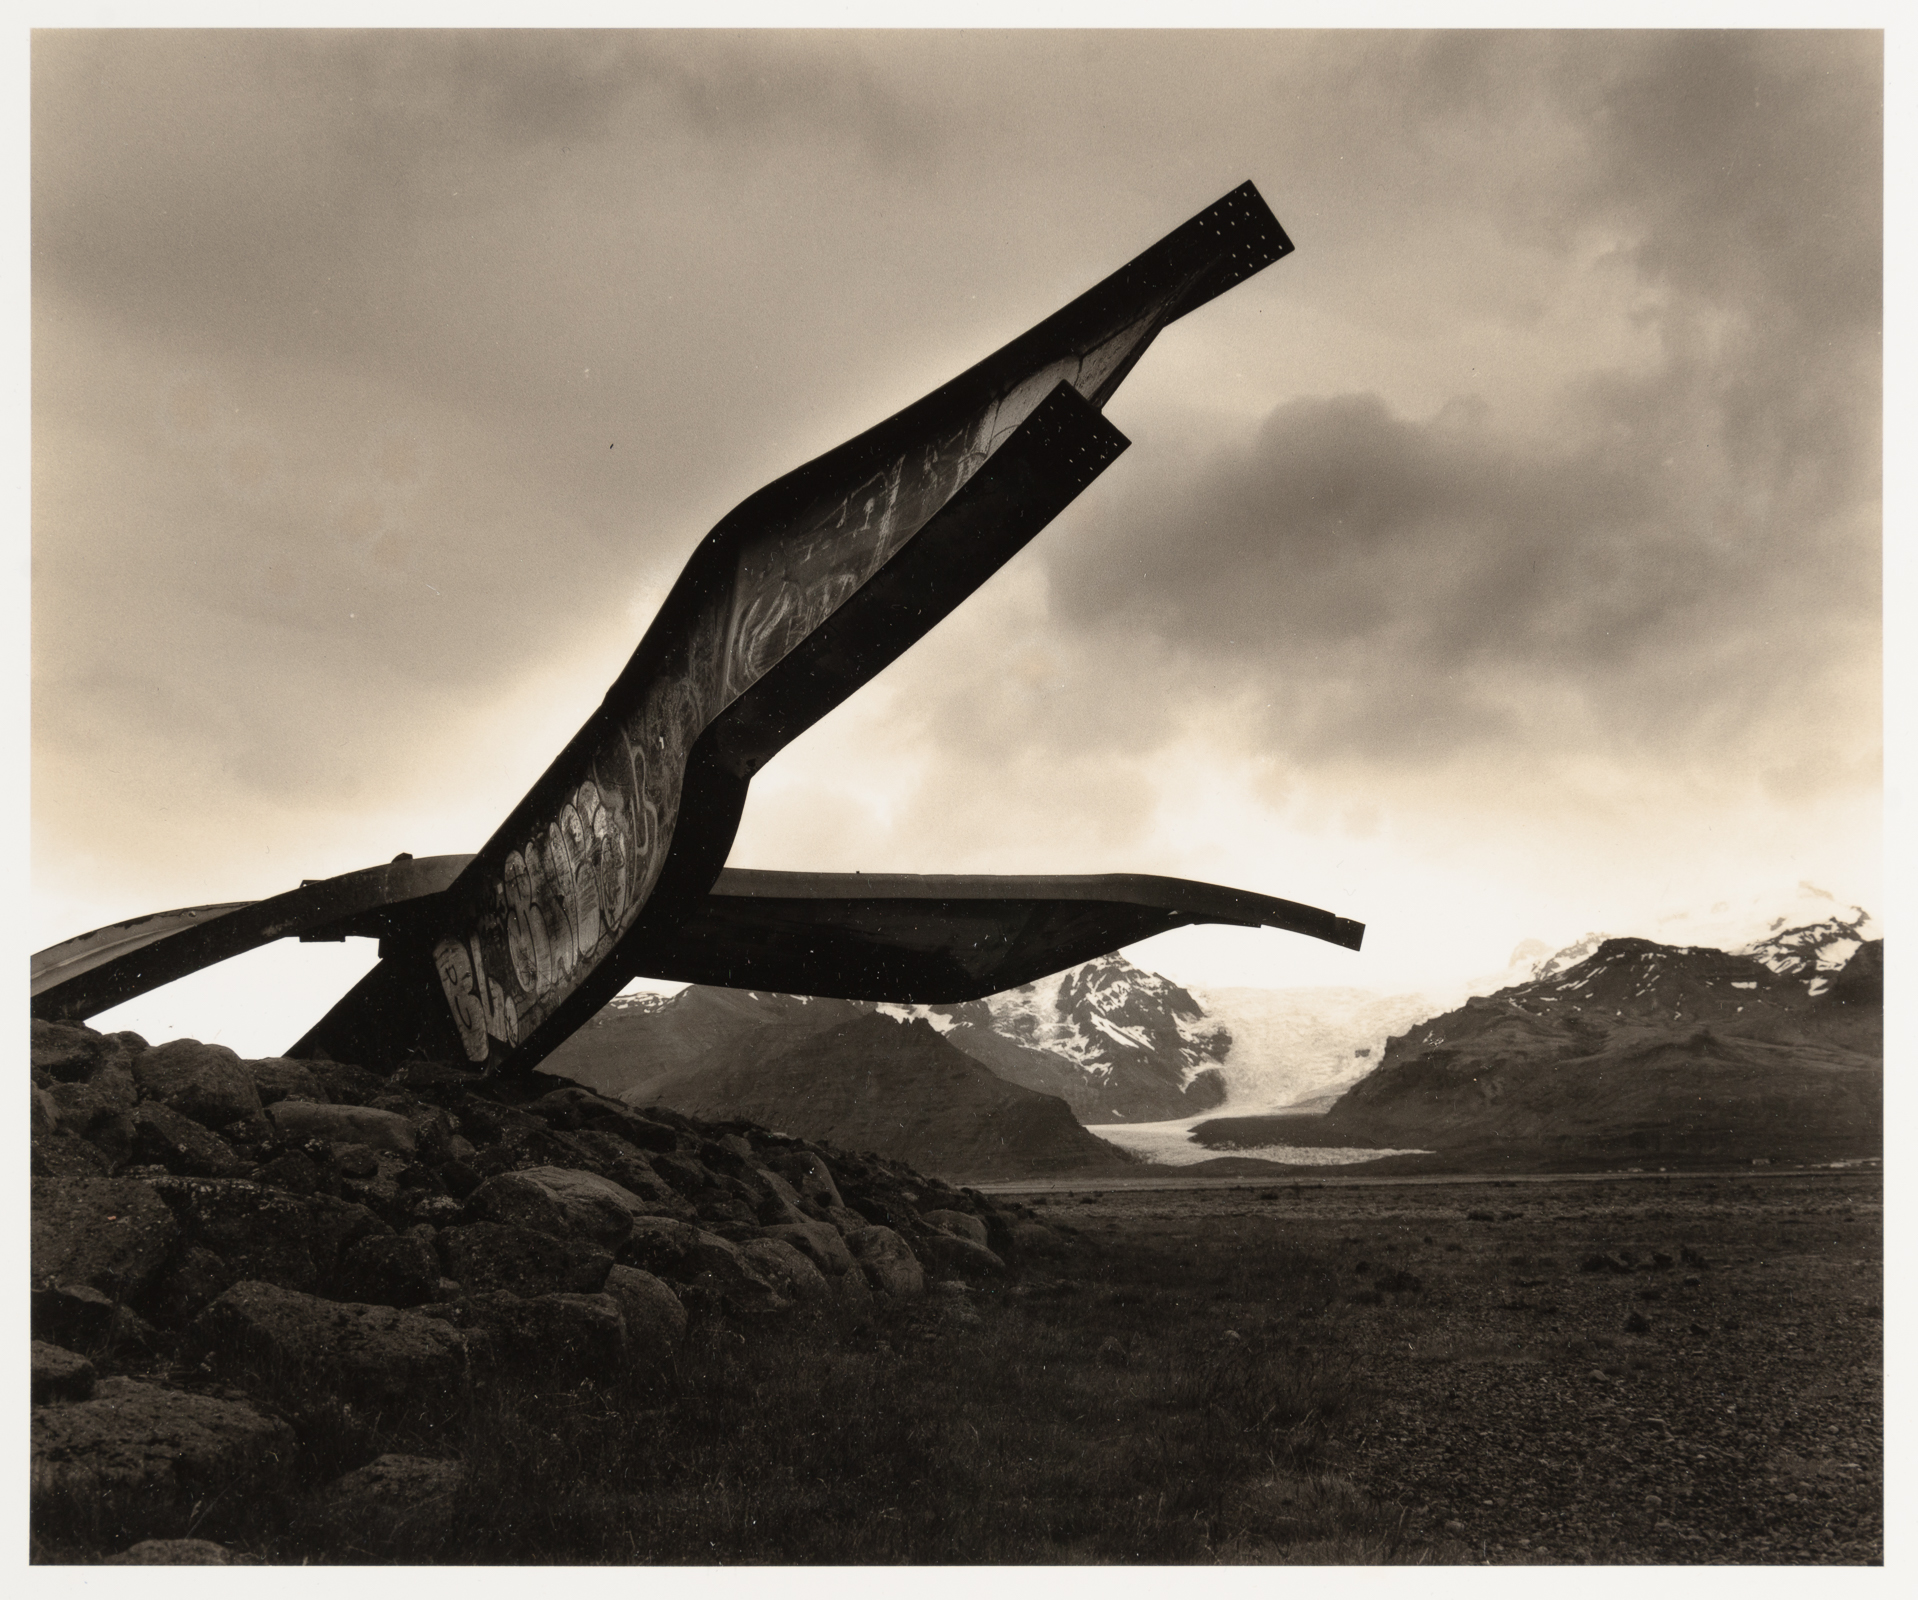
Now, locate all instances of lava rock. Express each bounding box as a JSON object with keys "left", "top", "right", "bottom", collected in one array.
[
  {"left": 845, "top": 1225, "right": 925, "bottom": 1298},
  {"left": 132, "top": 1102, "right": 245, "bottom": 1178},
  {"left": 32, "top": 1377, "right": 295, "bottom": 1545},
  {"left": 436, "top": 1220, "right": 613, "bottom": 1297},
  {"left": 334, "top": 1232, "right": 442, "bottom": 1308},
  {"left": 32, "top": 1340, "right": 98, "bottom": 1402},
  {"left": 189, "top": 1280, "right": 469, "bottom": 1405},
  {"left": 31, "top": 1175, "right": 181, "bottom": 1300},
  {"left": 130, "top": 1039, "right": 265, "bottom": 1129},
  {"left": 267, "top": 1100, "right": 418, "bottom": 1156}
]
